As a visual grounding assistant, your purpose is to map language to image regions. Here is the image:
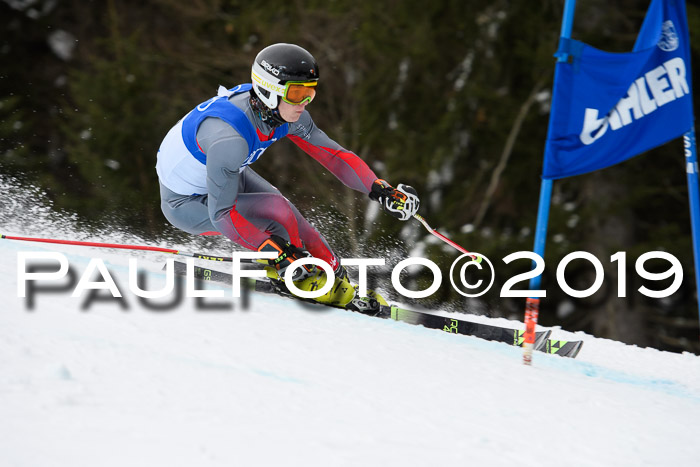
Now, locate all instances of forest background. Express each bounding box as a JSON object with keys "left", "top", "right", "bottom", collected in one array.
[{"left": 2, "top": 0, "right": 700, "bottom": 352}]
